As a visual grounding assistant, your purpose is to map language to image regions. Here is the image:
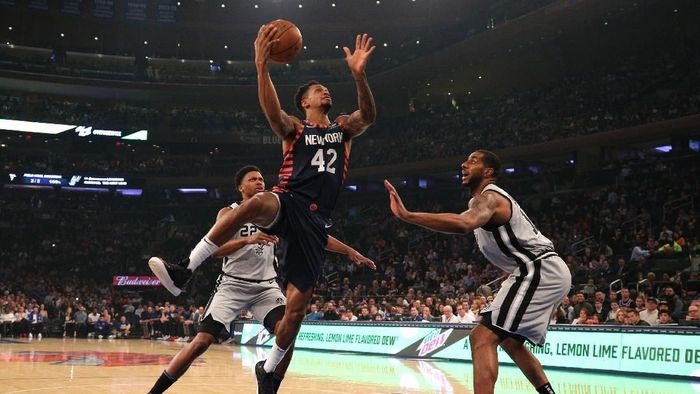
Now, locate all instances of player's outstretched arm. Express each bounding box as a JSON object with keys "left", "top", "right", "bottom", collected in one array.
[
  {"left": 326, "top": 235, "right": 377, "bottom": 270},
  {"left": 338, "top": 34, "right": 376, "bottom": 139},
  {"left": 255, "top": 24, "right": 298, "bottom": 140},
  {"left": 384, "top": 180, "right": 496, "bottom": 234},
  {"left": 211, "top": 207, "right": 278, "bottom": 257}
]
